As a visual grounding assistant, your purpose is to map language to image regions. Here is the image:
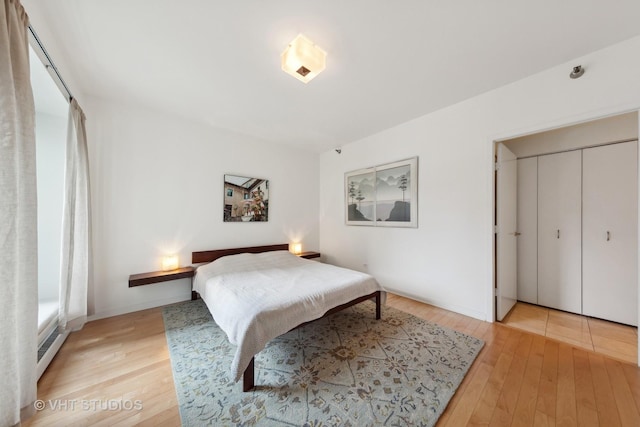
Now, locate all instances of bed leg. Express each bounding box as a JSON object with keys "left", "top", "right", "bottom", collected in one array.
[
  {"left": 375, "top": 291, "right": 381, "bottom": 320},
  {"left": 191, "top": 291, "right": 198, "bottom": 301},
  {"left": 243, "top": 357, "right": 255, "bottom": 392}
]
